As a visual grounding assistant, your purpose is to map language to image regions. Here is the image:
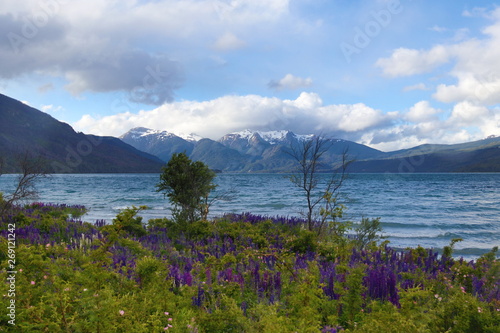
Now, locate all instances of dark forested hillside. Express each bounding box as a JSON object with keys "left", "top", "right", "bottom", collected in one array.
[{"left": 0, "top": 94, "right": 163, "bottom": 173}]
